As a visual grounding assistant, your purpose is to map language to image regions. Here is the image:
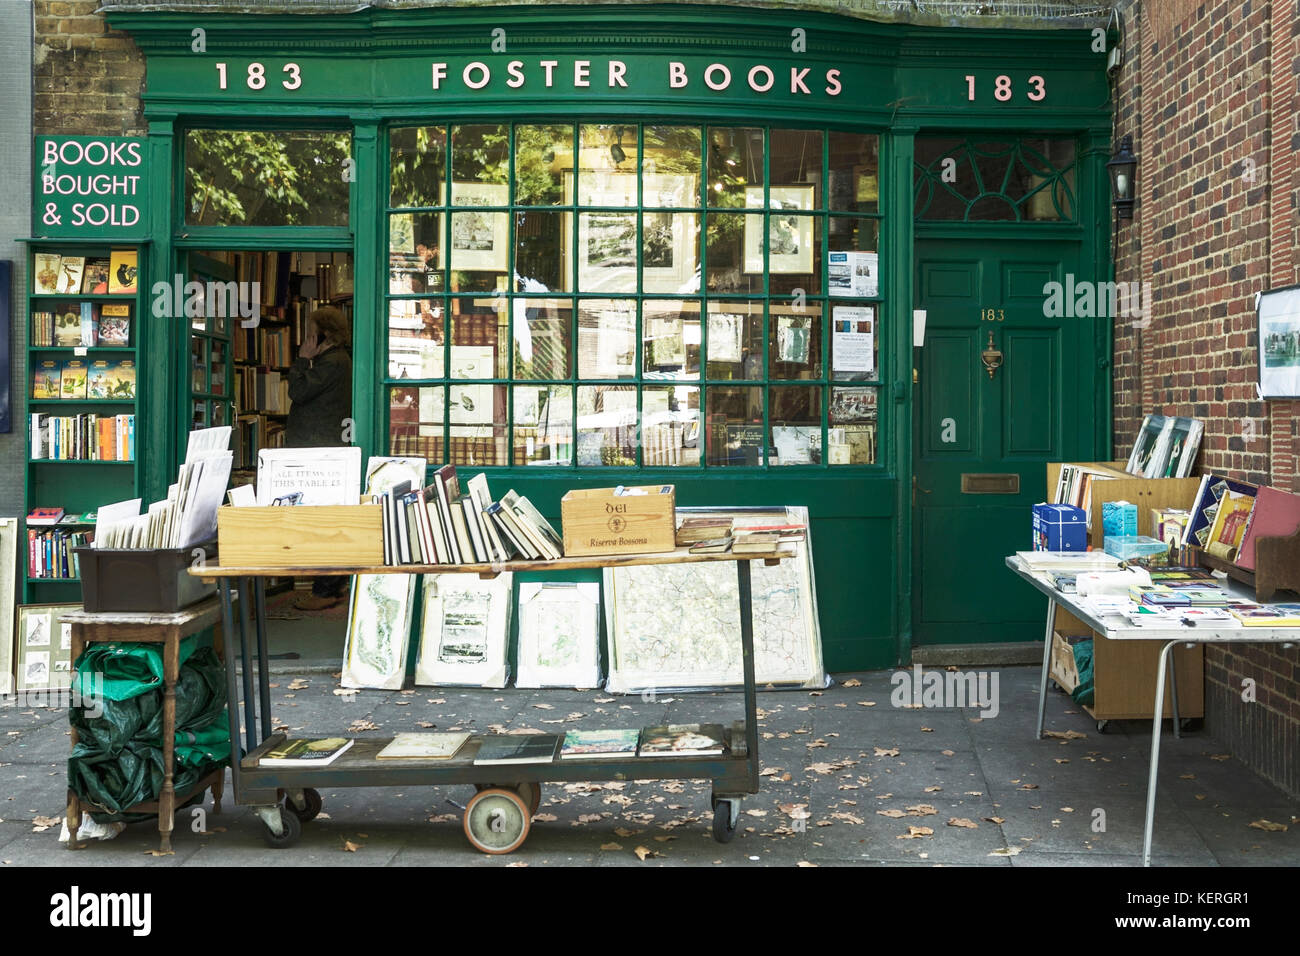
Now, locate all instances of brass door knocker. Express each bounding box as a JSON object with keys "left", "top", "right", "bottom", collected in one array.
[{"left": 981, "top": 330, "right": 1003, "bottom": 380}]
